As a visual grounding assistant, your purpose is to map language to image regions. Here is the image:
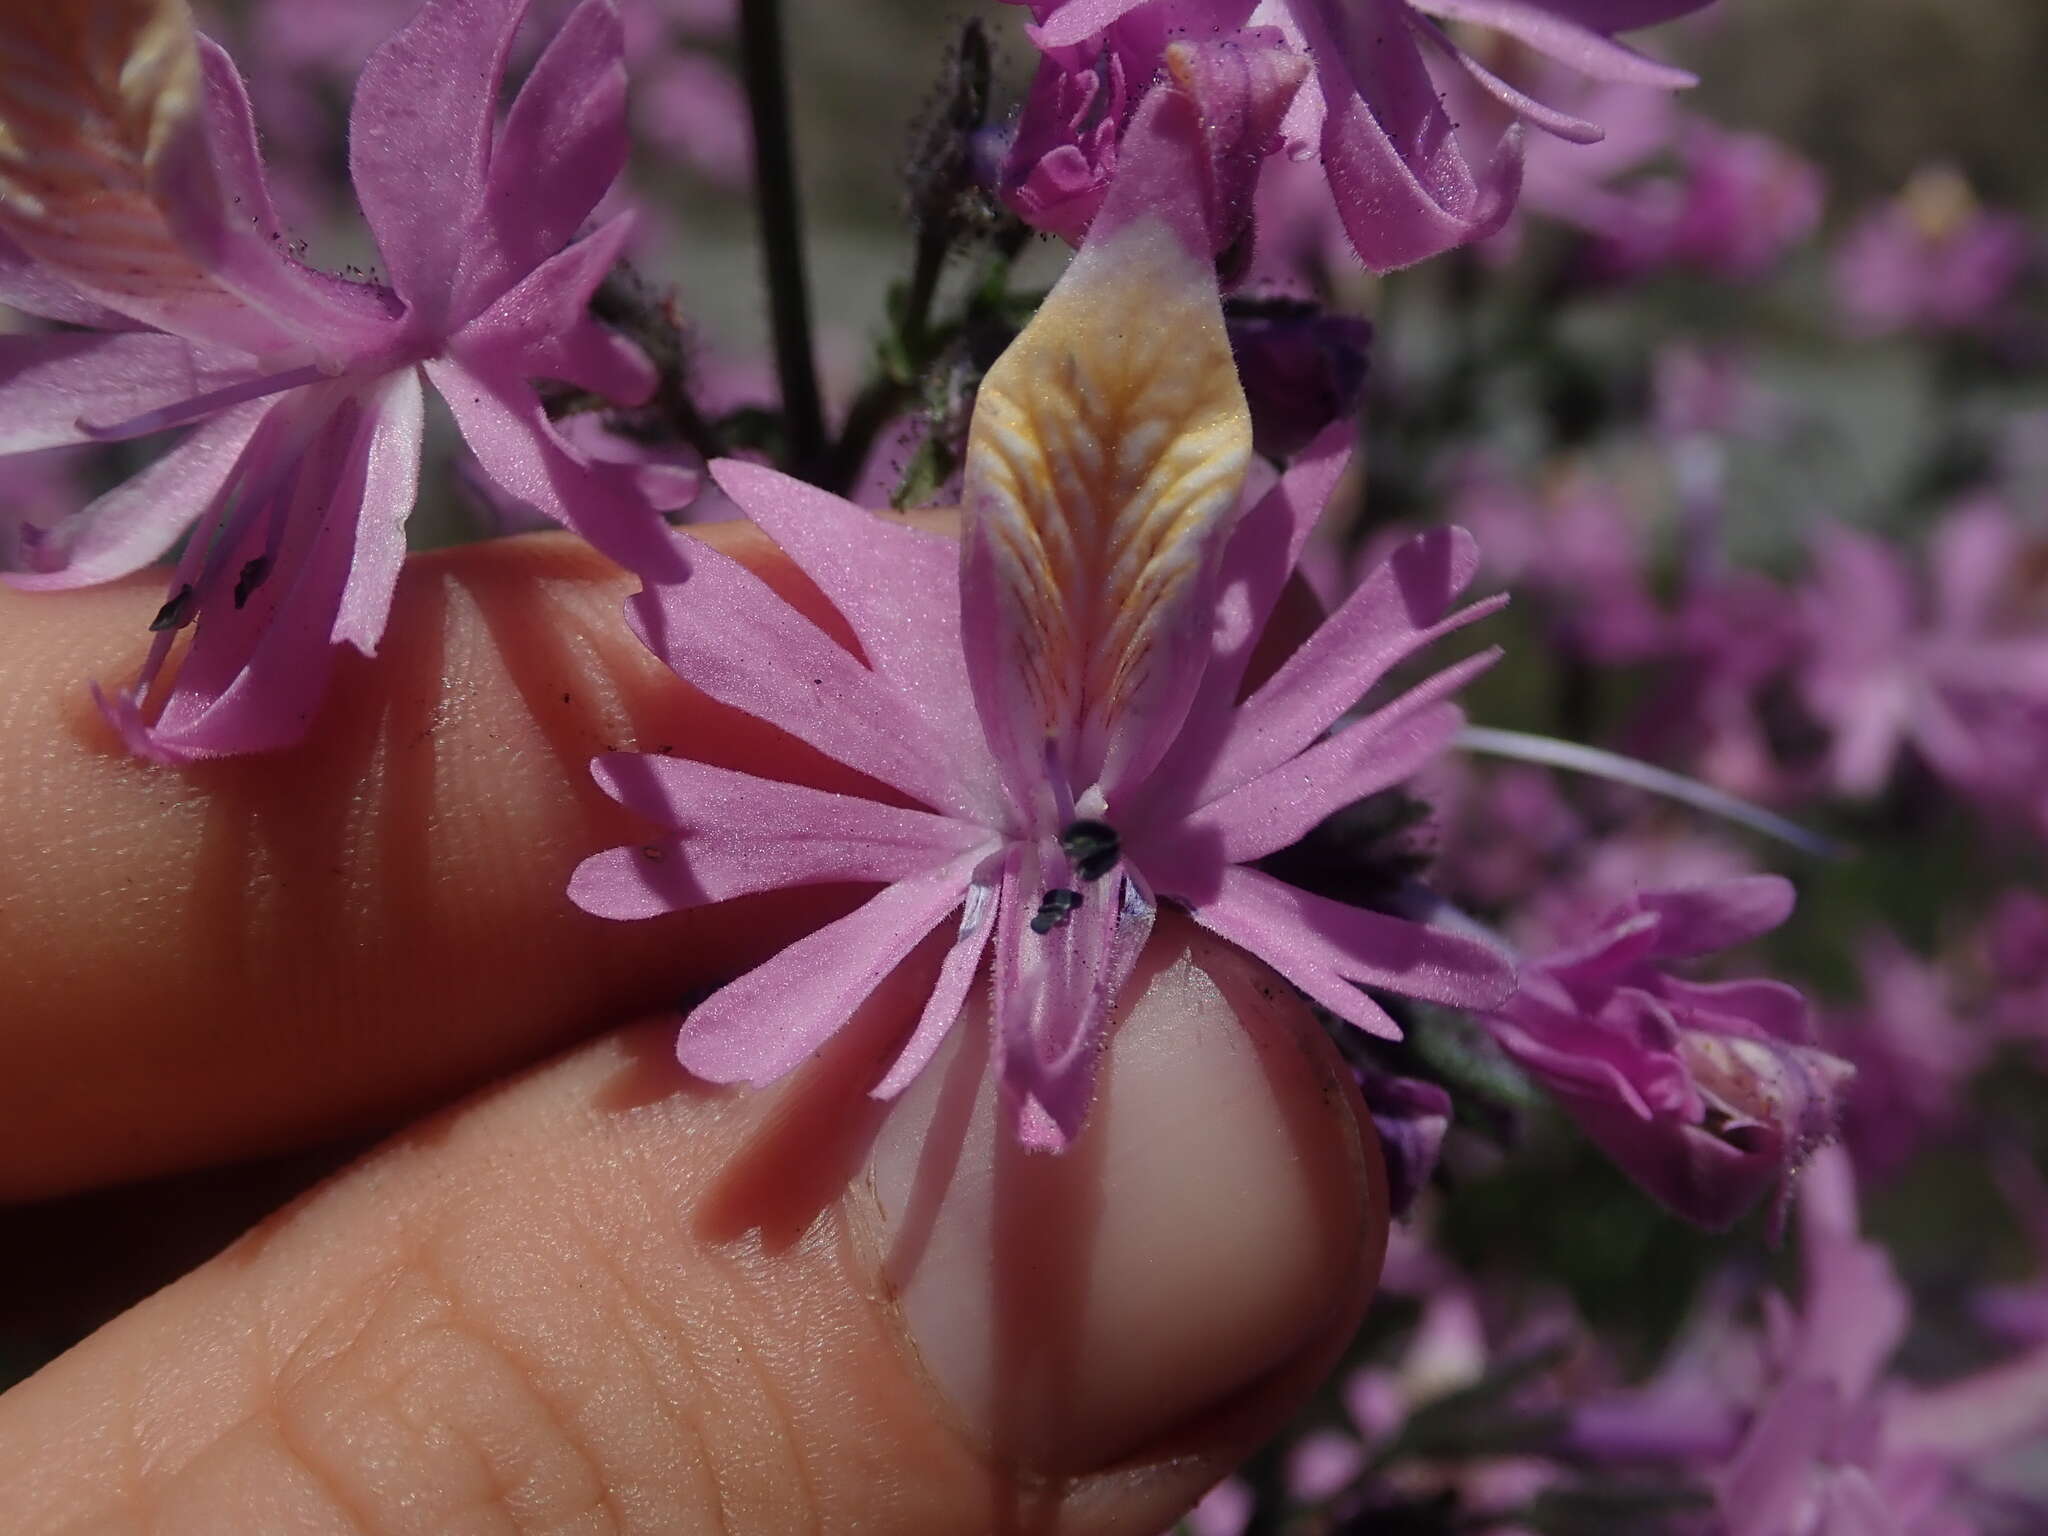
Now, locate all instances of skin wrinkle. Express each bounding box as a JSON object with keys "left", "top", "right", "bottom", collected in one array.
[
  {"left": 418, "top": 1223, "right": 640, "bottom": 1533},
  {"left": 294, "top": 1236, "right": 627, "bottom": 1532},
  {"left": 262, "top": 1394, "right": 390, "bottom": 1536},
  {"left": 549, "top": 1200, "right": 721, "bottom": 1530},
  {"left": 1, "top": 962, "right": 1371, "bottom": 1536},
  {"left": 267, "top": 1264, "right": 500, "bottom": 1531},
  {"left": 667, "top": 1233, "right": 801, "bottom": 1534}
]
